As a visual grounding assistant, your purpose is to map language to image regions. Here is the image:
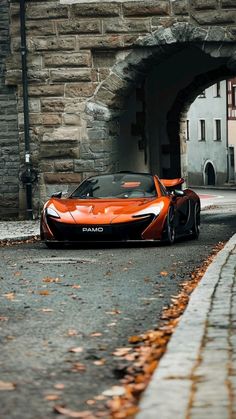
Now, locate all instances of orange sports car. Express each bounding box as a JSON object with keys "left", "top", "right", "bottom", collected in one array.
[{"left": 40, "top": 172, "right": 200, "bottom": 248}]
